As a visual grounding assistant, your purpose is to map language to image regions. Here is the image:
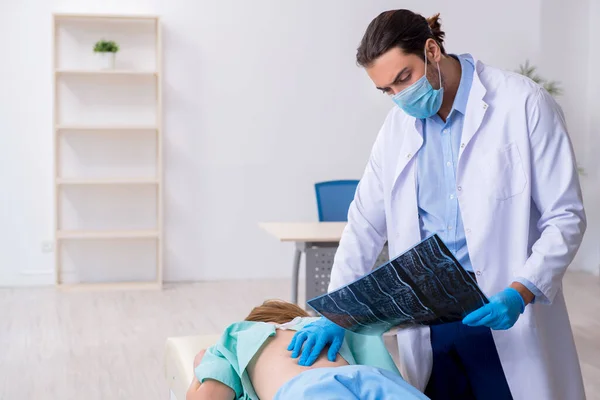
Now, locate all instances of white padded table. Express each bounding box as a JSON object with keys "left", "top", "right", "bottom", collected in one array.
[{"left": 165, "top": 334, "right": 220, "bottom": 400}]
